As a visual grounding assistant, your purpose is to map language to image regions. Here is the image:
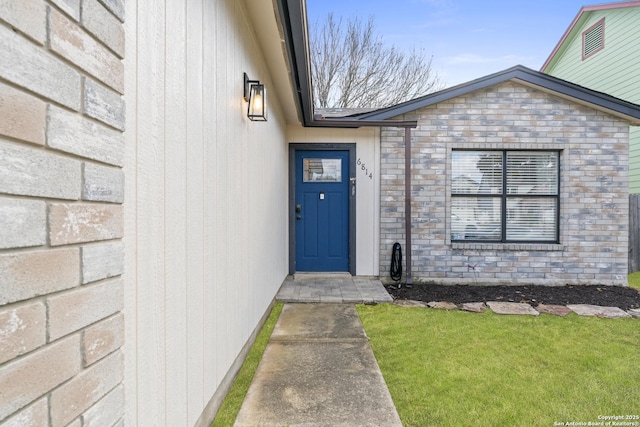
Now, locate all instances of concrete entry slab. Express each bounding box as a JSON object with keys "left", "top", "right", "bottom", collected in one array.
[{"left": 277, "top": 274, "right": 393, "bottom": 304}]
